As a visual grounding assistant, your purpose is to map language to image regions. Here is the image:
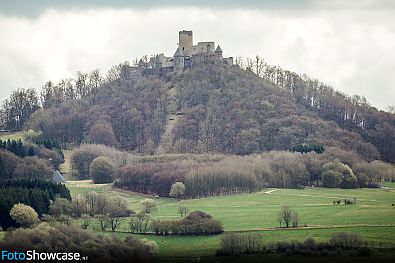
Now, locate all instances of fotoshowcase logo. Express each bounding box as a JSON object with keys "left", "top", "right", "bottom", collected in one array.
[{"left": 1, "top": 250, "right": 88, "bottom": 261}]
